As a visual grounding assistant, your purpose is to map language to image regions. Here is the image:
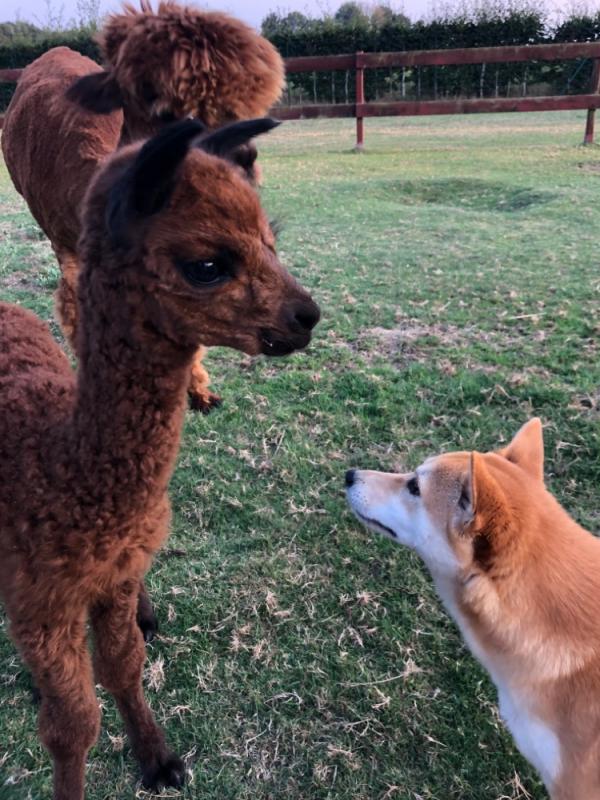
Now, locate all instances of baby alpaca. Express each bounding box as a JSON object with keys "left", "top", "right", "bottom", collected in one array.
[
  {"left": 1, "top": 0, "right": 284, "bottom": 411},
  {"left": 0, "top": 118, "right": 319, "bottom": 800},
  {"left": 2, "top": 1, "right": 285, "bottom": 637},
  {"left": 347, "top": 419, "right": 600, "bottom": 799}
]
